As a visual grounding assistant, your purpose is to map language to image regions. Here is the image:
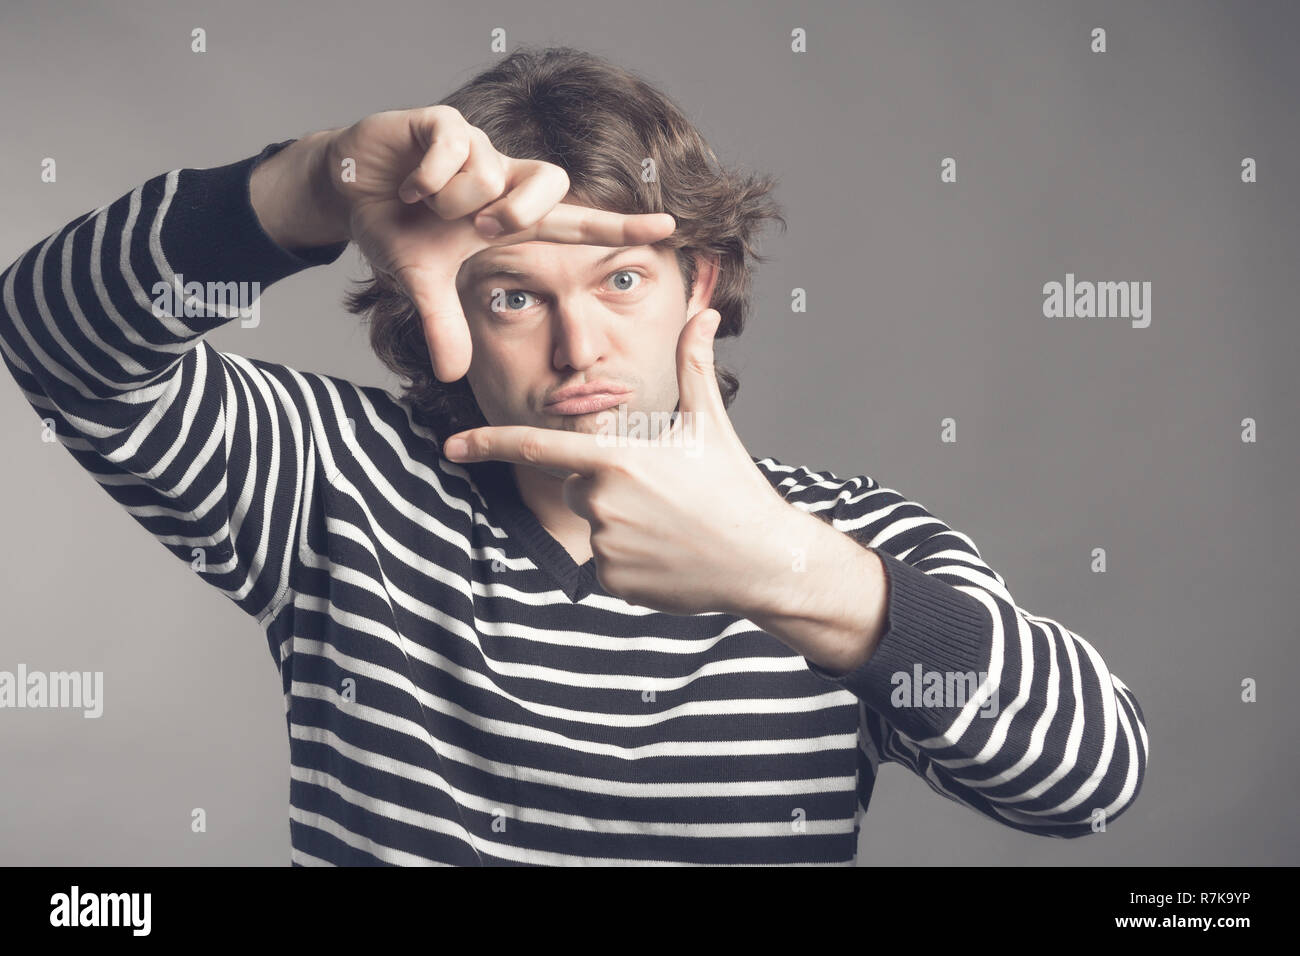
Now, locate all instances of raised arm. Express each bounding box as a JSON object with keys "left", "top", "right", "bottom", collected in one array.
[
  {"left": 0, "top": 107, "right": 681, "bottom": 625},
  {"left": 0, "top": 138, "right": 351, "bottom": 622}
]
